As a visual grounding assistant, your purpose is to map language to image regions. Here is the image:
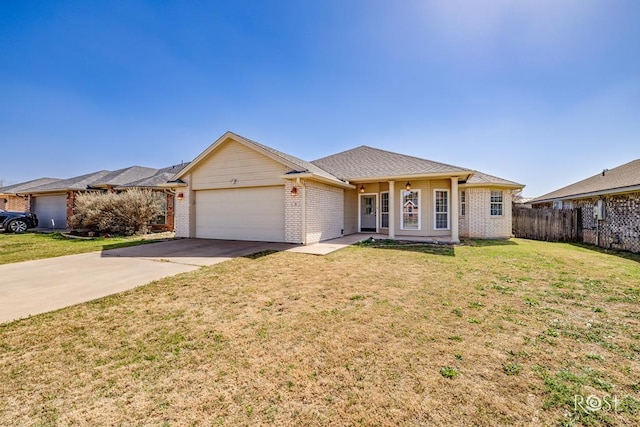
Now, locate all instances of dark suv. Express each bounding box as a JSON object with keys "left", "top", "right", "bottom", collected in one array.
[{"left": 0, "top": 210, "right": 39, "bottom": 233}]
